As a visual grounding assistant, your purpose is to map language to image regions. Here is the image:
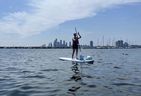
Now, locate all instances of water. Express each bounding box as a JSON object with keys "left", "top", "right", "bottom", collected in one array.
[{"left": 0, "top": 49, "right": 141, "bottom": 96}]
